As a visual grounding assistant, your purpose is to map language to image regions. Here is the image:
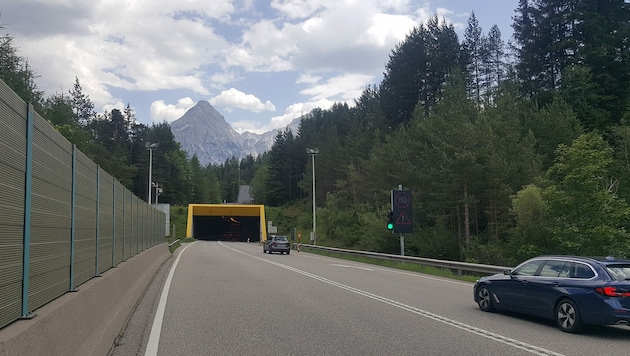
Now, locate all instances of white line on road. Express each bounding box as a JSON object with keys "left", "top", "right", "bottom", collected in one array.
[
  {"left": 145, "top": 242, "right": 197, "bottom": 356},
  {"left": 296, "top": 248, "right": 472, "bottom": 286},
  {"left": 329, "top": 263, "right": 375, "bottom": 271},
  {"left": 220, "top": 241, "right": 565, "bottom": 356}
]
